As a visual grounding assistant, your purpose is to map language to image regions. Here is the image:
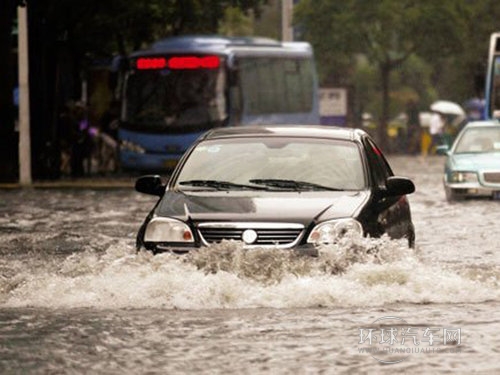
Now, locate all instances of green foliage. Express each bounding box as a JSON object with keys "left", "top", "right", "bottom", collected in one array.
[
  {"left": 295, "top": 0, "right": 500, "bottom": 105},
  {"left": 42, "top": 0, "right": 268, "bottom": 58},
  {"left": 294, "top": 0, "right": 500, "bottom": 148},
  {"left": 253, "top": 0, "right": 281, "bottom": 40},
  {"left": 218, "top": 7, "right": 254, "bottom": 36},
  {"left": 295, "top": 0, "right": 467, "bottom": 87}
]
